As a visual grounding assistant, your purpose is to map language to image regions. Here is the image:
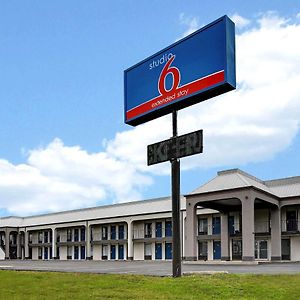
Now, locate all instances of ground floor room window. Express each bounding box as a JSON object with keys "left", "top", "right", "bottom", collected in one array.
[
  {"left": 198, "top": 241, "right": 208, "bottom": 260},
  {"left": 144, "top": 243, "right": 152, "bottom": 260}
]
